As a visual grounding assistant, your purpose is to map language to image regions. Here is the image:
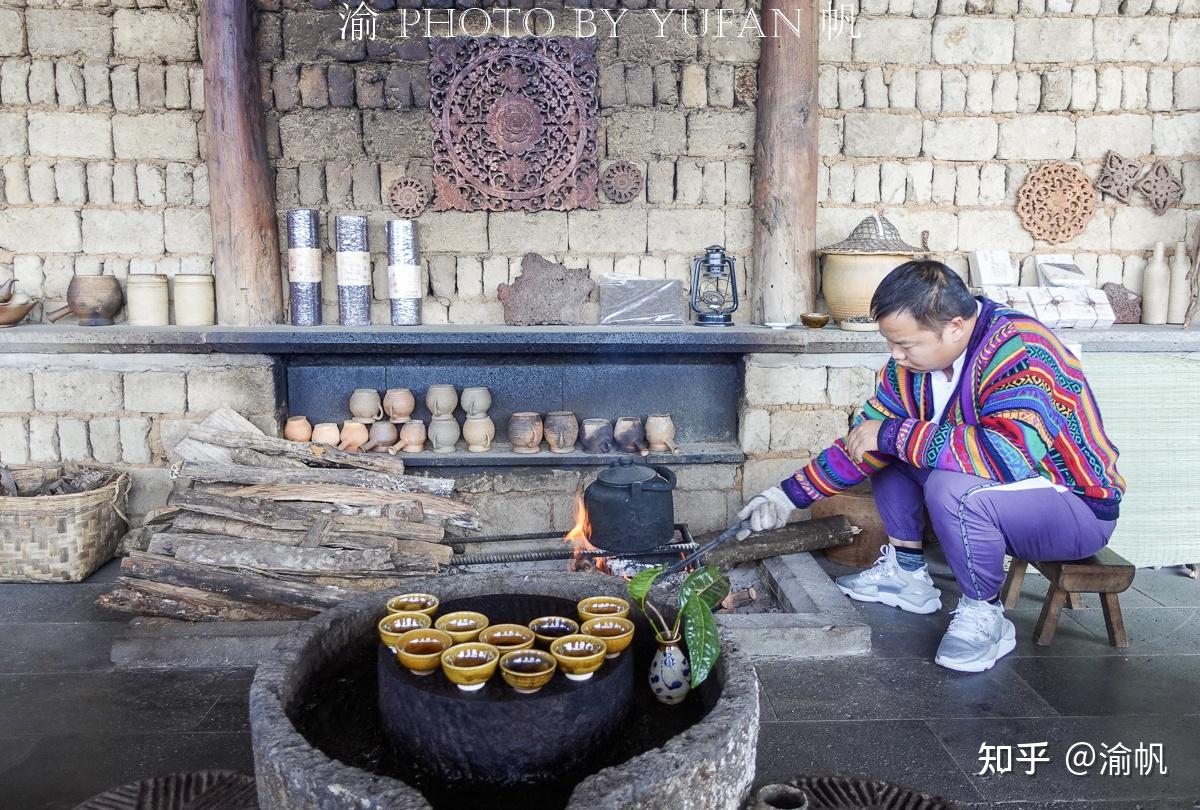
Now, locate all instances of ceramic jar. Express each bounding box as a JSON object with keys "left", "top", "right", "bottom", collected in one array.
[
  {"left": 311, "top": 422, "right": 340, "bottom": 446},
  {"left": 349, "top": 389, "right": 383, "bottom": 424},
  {"left": 173, "top": 274, "right": 216, "bottom": 326},
  {"left": 283, "top": 416, "right": 313, "bottom": 442},
  {"left": 427, "top": 385, "right": 459, "bottom": 418},
  {"left": 613, "top": 416, "right": 647, "bottom": 454},
  {"left": 47, "top": 275, "right": 124, "bottom": 326},
  {"left": 339, "top": 421, "right": 369, "bottom": 451},
  {"left": 1167, "top": 241, "right": 1191, "bottom": 325},
  {"left": 428, "top": 415, "right": 460, "bottom": 453},
  {"left": 463, "top": 415, "right": 496, "bottom": 452},
  {"left": 649, "top": 635, "right": 691, "bottom": 706},
  {"left": 644, "top": 414, "right": 678, "bottom": 453},
  {"left": 820, "top": 253, "right": 910, "bottom": 331},
  {"left": 544, "top": 411, "right": 579, "bottom": 454},
  {"left": 509, "top": 413, "right": 543, "bottom": 454},
  {"left": 383, "top": 388, "right": 415, "bottom": 423},
  {"left": 580, "top": 419, "right": 614, "bottom": 454},
  {"left": 1142, "top": 242, "right": 1170, "bottom": 325},
  {"left": 397, "top": 419, "right": 426, "bottom": 453},
  {"left": 364, "top": 420, "right": 398, "bottom": 452},
  {"left": 125, "top": 274, "right": 169, "bottom": 326},
  {"left": 461, "top": 387, "right": 492, "bottom": 418}
]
